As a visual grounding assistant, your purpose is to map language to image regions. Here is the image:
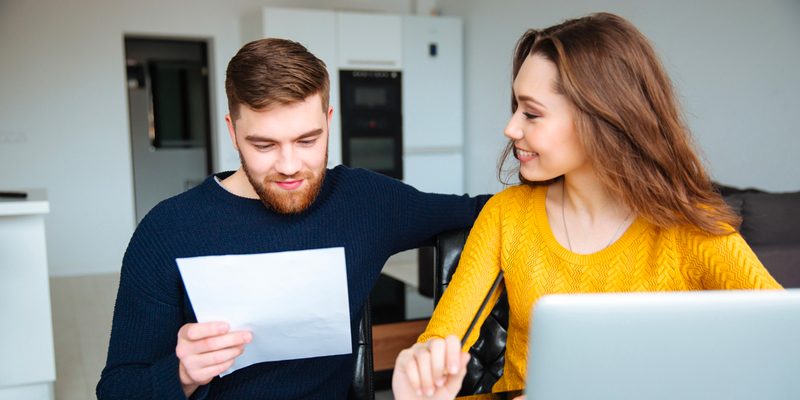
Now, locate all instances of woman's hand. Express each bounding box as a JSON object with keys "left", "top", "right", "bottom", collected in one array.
[{"left": 392, "top": 335, "right": 471, "bottom": 399}]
